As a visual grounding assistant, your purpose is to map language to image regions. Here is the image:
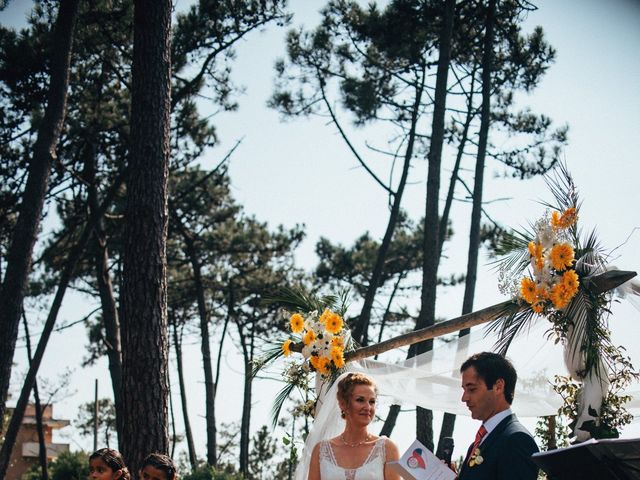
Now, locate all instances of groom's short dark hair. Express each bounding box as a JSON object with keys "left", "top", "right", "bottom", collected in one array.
[{"left": 461, "top": 352, "right": 517, "bottom": 404}]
